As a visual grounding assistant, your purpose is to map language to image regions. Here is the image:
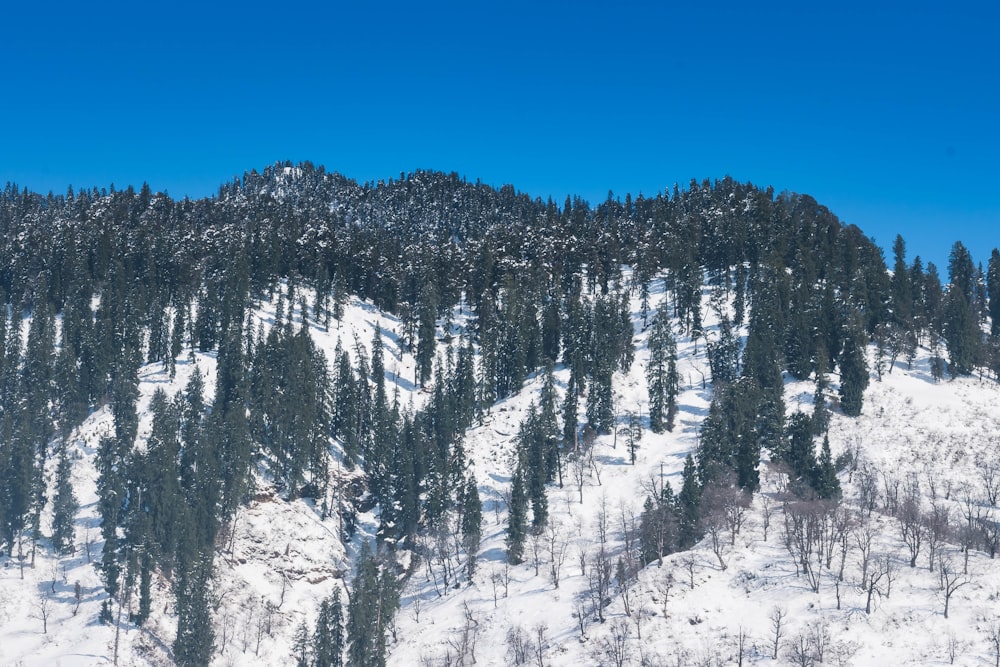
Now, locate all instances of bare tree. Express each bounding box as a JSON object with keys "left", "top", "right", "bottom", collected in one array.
[
  {"left": 785, "top": 631, "right": 813, "bottom": 667},
  {"left": 588, "top": 552, "right": 613, "bottom": 623},
  {"left": 680, "top": 554, "right": 698, "bottom": 590},
  {"left": 73, "top": 580, "right": 83, "bottom": 616},
  {"left": 532, "top": 623, "right": 548, "bottom": 667},
  {"left": 937, "top": 557, "right": 970, "bottom": 619},
  {"left": 32, "top": 591, "right": 52, "bottom": 634},
  {"left": 572, "top": 455, "right": 587, "bottom": 504},
  {"left": 546, "top": 522, "right": 569, "bottom": 589},
  {"left": 656, "top": 570, "right": 675, "bottom": 619},
  {"left": 594, "top": 618, "right": 632, "bottom": 667},
  {"left": 979, "top": 458, "right": 1000, "bottom": 506},
  {"left": 769, "top": 606, "right": 787, "bottom": 660},
  {"left": 897, "top": 479, "right": 924, "bottom": 568},
  {"left": 506, "top": 625, "right": 532, "bottom": 666},
  {"left": 529, "top": 531, "right": 545, "bottom": 578},
  {"left": 987, "top": 617, "right": 1000, "bottom": 667},
  {"left": 855, "top": 463, "right": 880, "bottom": 518},
  {"left": 759, "top": 494, "right": 774, "bottom": 542},
  {"left": 853, "top": 517, "right": 876, "bottom": 589},
  {"left": 865, "top": 554, "right": 895, "bottom": 614},
  {"left": 925, "top": 502, "right": 951, "bottom": 571},
  {"left": 632, "top": 589, "right": 648, "bottom": 640}
]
